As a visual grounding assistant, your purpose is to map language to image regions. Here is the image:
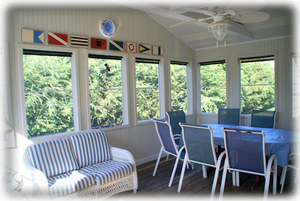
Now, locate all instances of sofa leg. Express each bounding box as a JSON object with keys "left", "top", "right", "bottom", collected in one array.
[{"left": 133, "top": 189, "right": 137, "bottom": 193}]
